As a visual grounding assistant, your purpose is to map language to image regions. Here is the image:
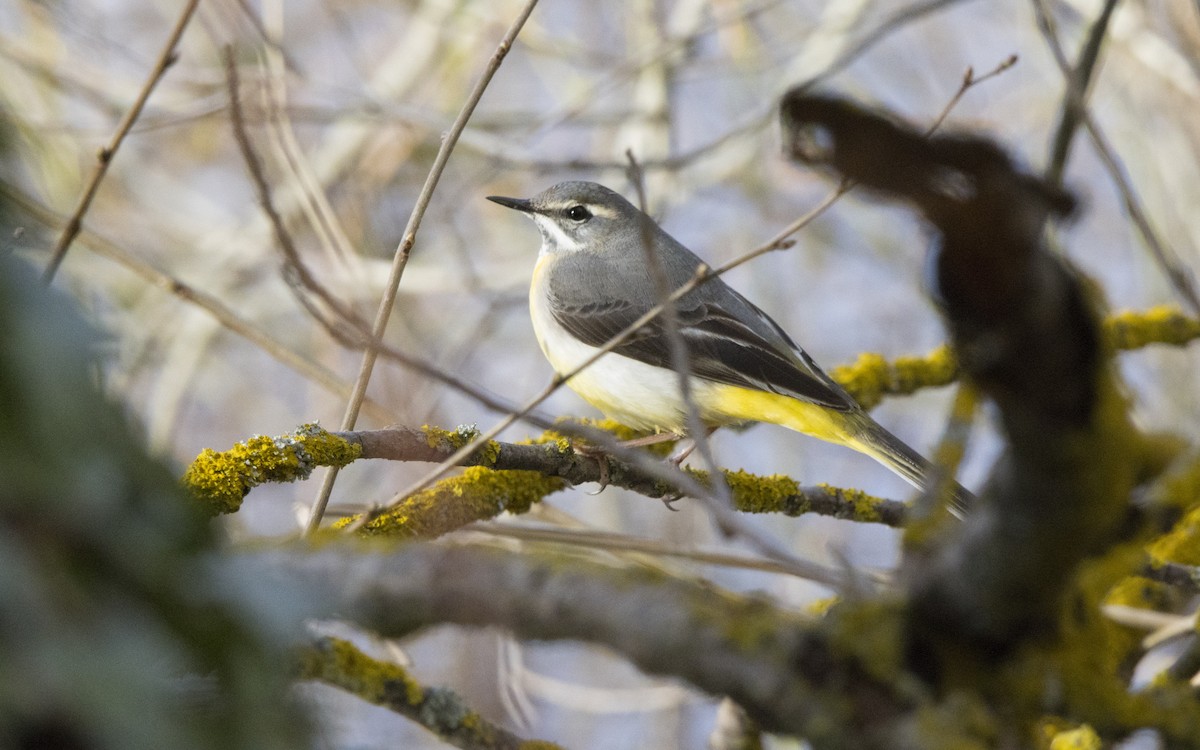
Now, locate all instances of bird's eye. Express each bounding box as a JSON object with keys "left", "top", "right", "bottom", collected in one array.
[{"left": 565, "top": 205, "right": 591, "bottom": 221}]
